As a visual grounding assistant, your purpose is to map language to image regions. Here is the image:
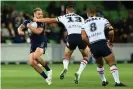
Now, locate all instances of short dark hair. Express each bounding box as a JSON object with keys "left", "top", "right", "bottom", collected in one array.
[
  {"left": 87, "top": 8, "right": 97, "bottom": 16},
  {"left": 66, "top": 5, "right": 75, "bottom": 10}
]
